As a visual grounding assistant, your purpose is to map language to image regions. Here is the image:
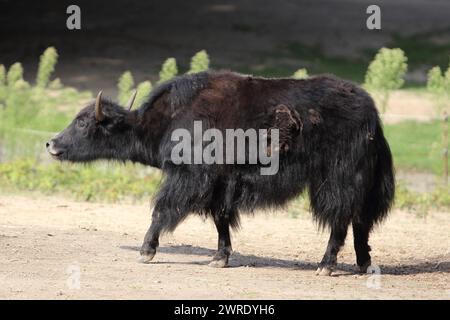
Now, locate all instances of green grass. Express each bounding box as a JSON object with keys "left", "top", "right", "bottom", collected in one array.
[
  {"left": 0, "top": 159, "right": 162, "bottom": 202},
  {"left": 384, "top": 120, "right": 446, "bottom": 174}
]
